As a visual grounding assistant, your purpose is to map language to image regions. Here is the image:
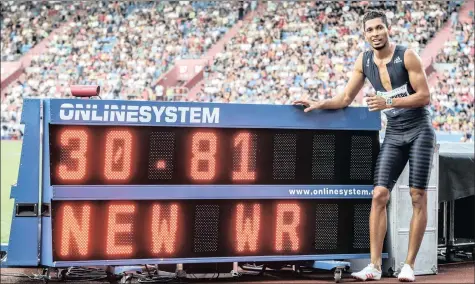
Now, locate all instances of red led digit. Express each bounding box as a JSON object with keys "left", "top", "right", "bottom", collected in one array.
[
  {"left": 232, "top": 132, "right": 256, "bottom": 181},
  {"left": 58, "top": 129, "right": 89, "bottom": 181},
  {"left": 190, "top": 132, "right": 217, "bottom": 180},
  {"left": 60, "top": 204, "right": 91, "bottom": 257},
  {"left": 151, "top": 204, "right": 178, "bottom": 254},
  {"left": 104, "top": 130, "right": 133, "bottom": 181},
  {"left": 275, "top": 203, "right": 301, "bottom": 252},
  {"left": 106, "top": 204, "right": 135, "bottom": 256},
  {"left": 235, "top": 204, "right": 260, "bottom": 252}
]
